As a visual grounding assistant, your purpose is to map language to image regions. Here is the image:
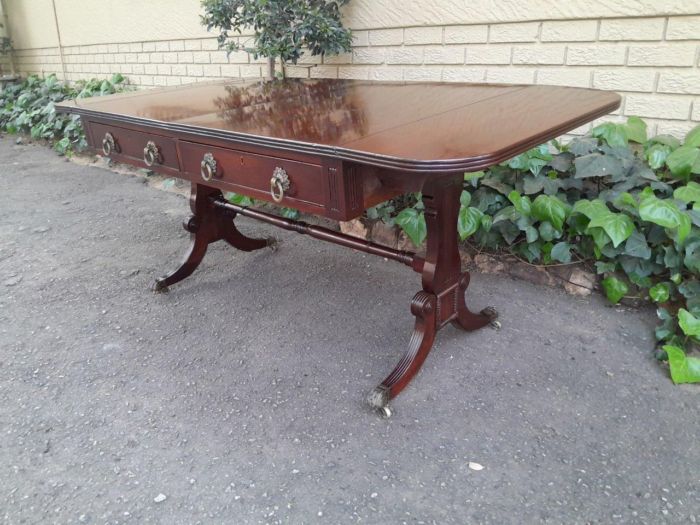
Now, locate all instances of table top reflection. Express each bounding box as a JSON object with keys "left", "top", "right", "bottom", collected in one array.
[{"left": 59, "top": 78, "right": 620, "bottom": 171}]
